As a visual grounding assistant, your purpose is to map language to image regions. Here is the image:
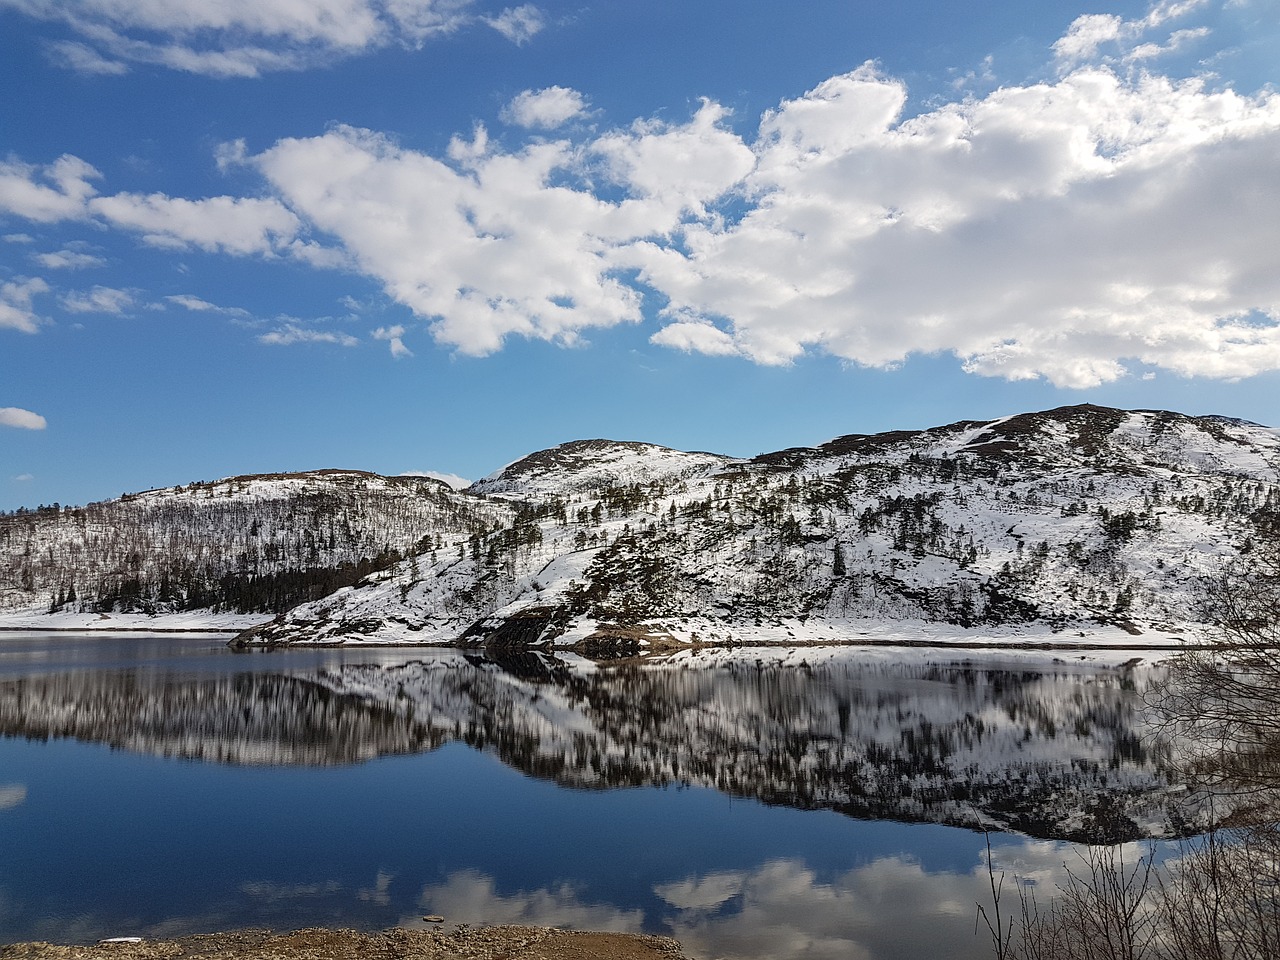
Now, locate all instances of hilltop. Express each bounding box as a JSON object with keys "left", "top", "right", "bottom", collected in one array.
[{"left": 2, "top": 405, "right": 1277, "bottom": 647}]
